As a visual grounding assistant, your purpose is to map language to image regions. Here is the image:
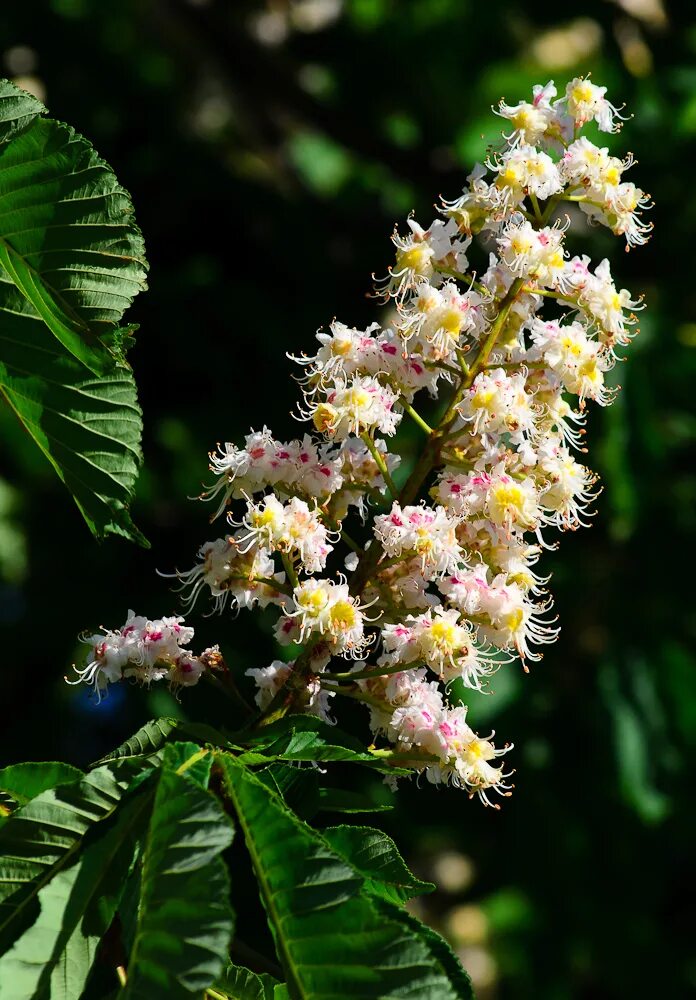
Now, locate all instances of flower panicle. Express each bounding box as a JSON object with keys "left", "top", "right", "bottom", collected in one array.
[{"left": 73, "top": 76, "right": 651, "bottom": 806}]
